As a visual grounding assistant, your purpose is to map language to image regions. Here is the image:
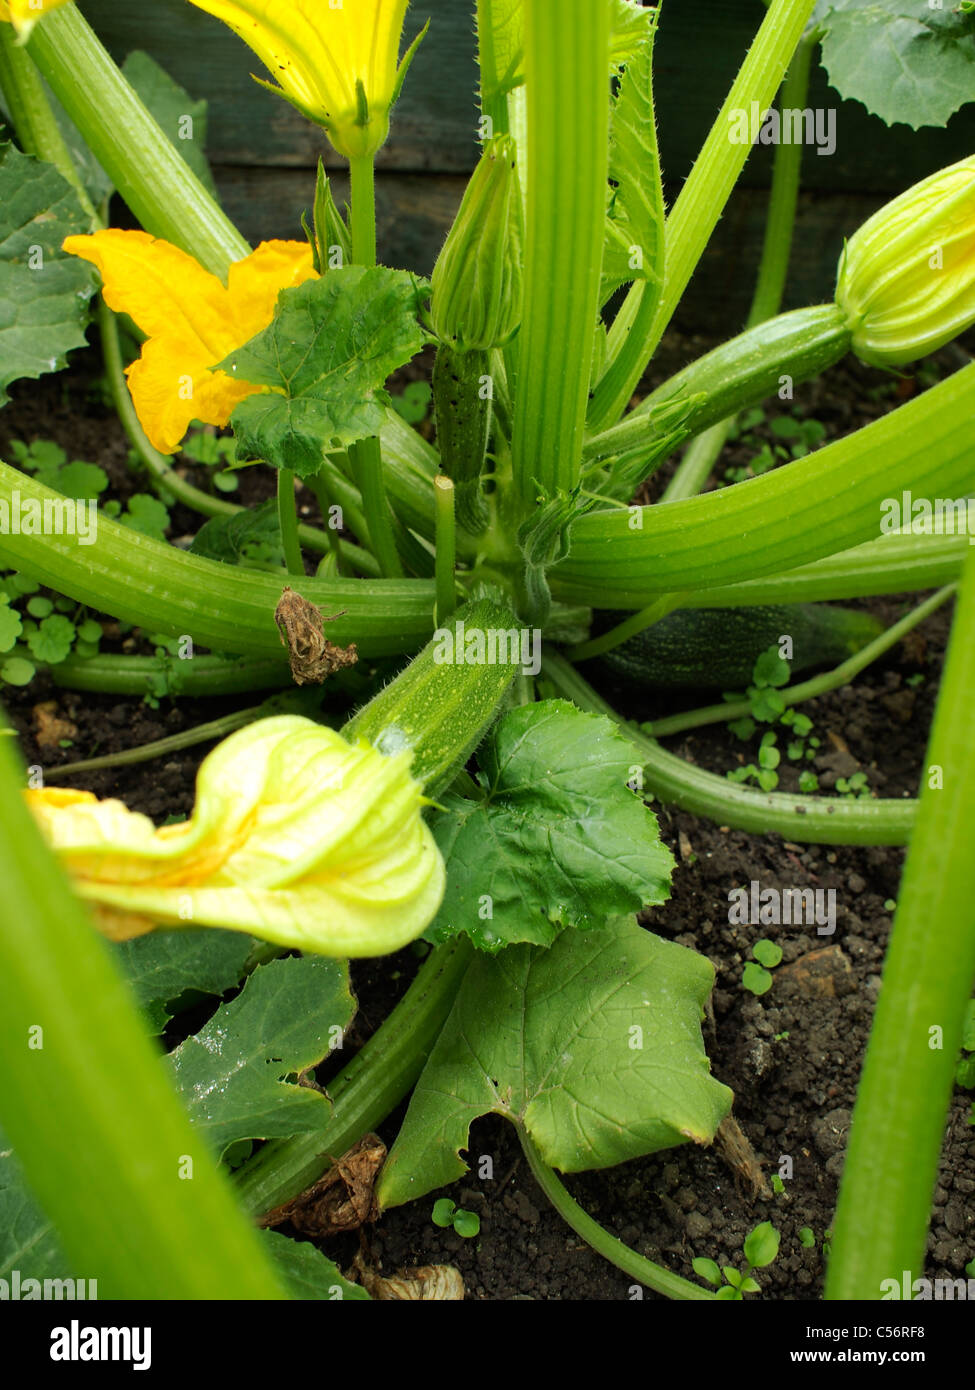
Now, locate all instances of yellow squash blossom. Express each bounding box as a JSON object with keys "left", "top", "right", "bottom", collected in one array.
[
  {"left": 0, "top": 0, "right": 71, "bottom": 40},
  {"left": 63, "top": 230, "right": 316, "bottom": 454},
  {"left": 186, "top": 0, "right": 418, "bottom": 160},
  {"left": 836, "top": 156, "right": 975, "bottom": 368},
  {"left": 26, "top": 716, "right": 446, "bottom": 958}
]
